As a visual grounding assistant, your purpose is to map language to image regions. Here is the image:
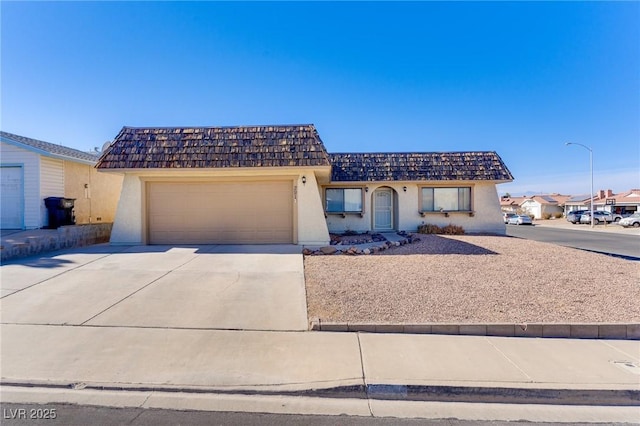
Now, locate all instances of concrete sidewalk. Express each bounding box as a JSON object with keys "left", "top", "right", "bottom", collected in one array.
[{"left": 1, "top": 324, "right": 638, "bottom": 400}]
